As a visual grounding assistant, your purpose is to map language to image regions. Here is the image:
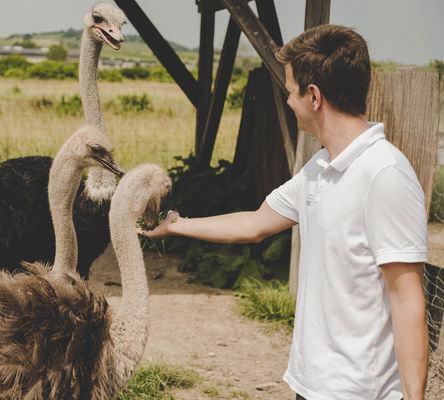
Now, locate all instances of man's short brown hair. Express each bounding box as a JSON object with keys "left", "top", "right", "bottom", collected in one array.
[{"left": 276, "top": 24, "right": 370, "bottom": 116}]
